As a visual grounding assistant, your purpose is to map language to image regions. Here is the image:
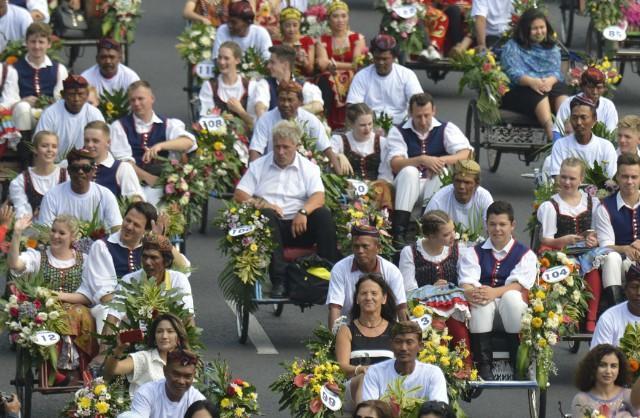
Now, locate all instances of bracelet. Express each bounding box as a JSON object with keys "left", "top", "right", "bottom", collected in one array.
[{"left": 354, "top": 365, "right": 362, "bottom": 376}]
